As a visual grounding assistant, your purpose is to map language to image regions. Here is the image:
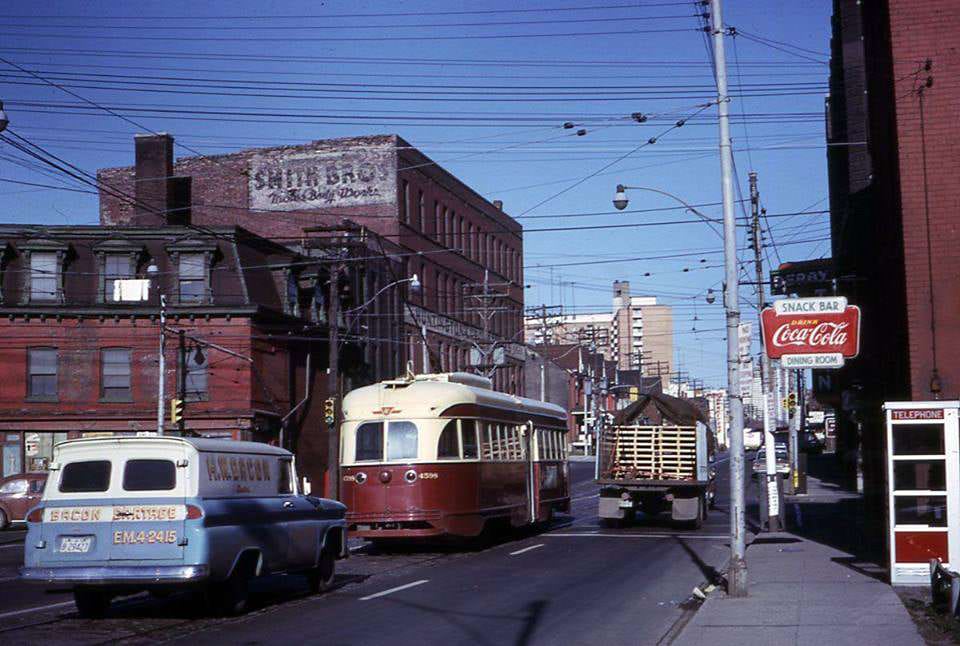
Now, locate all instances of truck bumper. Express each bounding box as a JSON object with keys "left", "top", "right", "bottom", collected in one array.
[{"left": 20, "top": 564, "right": 209, "bottom": 585}]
